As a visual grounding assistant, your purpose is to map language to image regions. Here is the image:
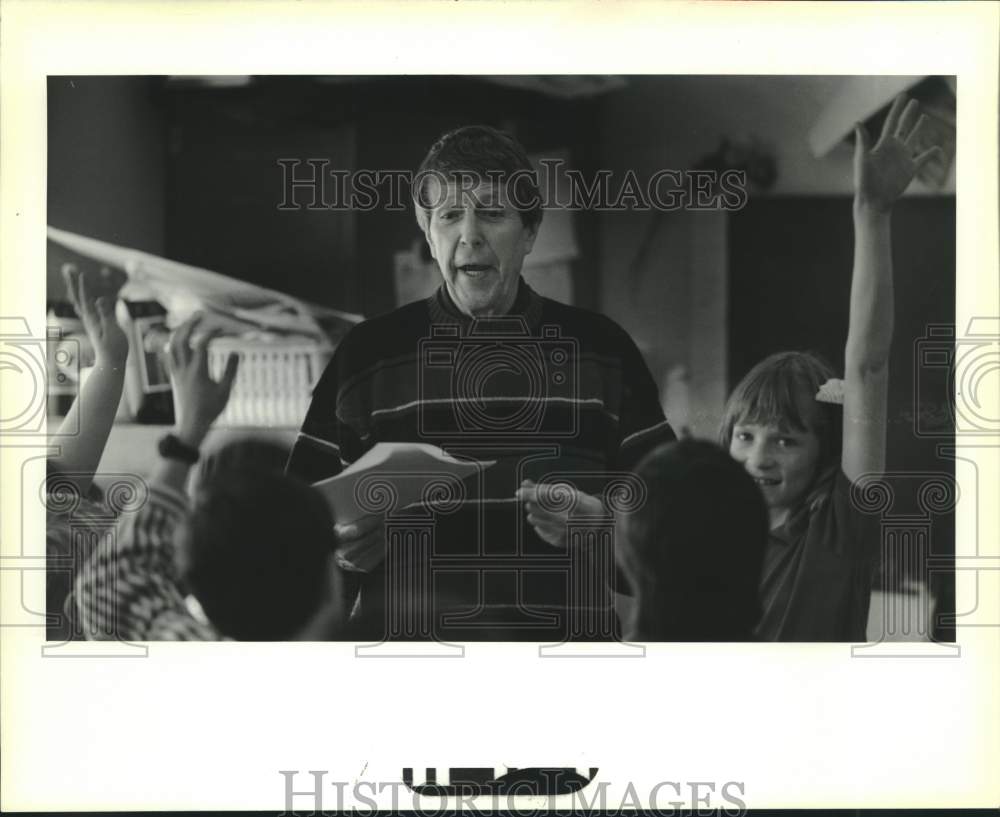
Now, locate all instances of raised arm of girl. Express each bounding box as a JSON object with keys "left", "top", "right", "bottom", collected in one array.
[{"left": 842, "top": 95, "right": 944, "bottom": 483}]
